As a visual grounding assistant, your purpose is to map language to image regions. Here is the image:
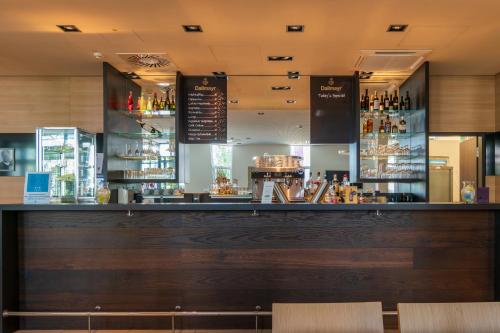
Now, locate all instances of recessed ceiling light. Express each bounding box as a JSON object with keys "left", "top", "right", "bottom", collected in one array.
[
  {"left": 257, "top": 112, "right": 265, "bottom": 115},
  {"left": 287, "top": 25, "right": 304, "bottom": 32},
  {"left": 183, "top": 25, "right": 203, "bottom": 32},
  {"left": 57, "top": 25, "right": 81, "bottom": 32},
  {"left": 212, "top": 71, "right": 227, "bottom": 78},
  {"left": 122, "top": 72, "right": 141, "bottom": 80},
  {"left": 157, "top": 82, "right": 170, "bottom": 87},
  {"left": 387, "top": 24, "right": 408, "bottom": 32},
  {"left": 360, "top": 75, "right": 371, "bottom": 79},
  {"left": 286, "top": 99, "right": 297, "bottom": 104},
  {"left": 229, "top": 99, "right": 239, "bottom": 104},
  {"left": 288, "top": 71, "right": 300, "bottom": 79},
  {"left": 268, "top": 56, "right": 294, "bottom": 61},
  {"left": 272, "top": 86, "right": 292, "bottom": 91},
  {"left": 361, "top": 71, "right": 373, "bottom": 75}
]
